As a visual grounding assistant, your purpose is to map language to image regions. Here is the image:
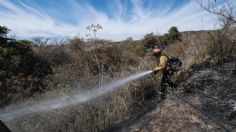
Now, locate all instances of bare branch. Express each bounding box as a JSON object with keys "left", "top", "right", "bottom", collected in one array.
[{"left": 196, "top": 0, "right": 236, "bottom": 23}]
